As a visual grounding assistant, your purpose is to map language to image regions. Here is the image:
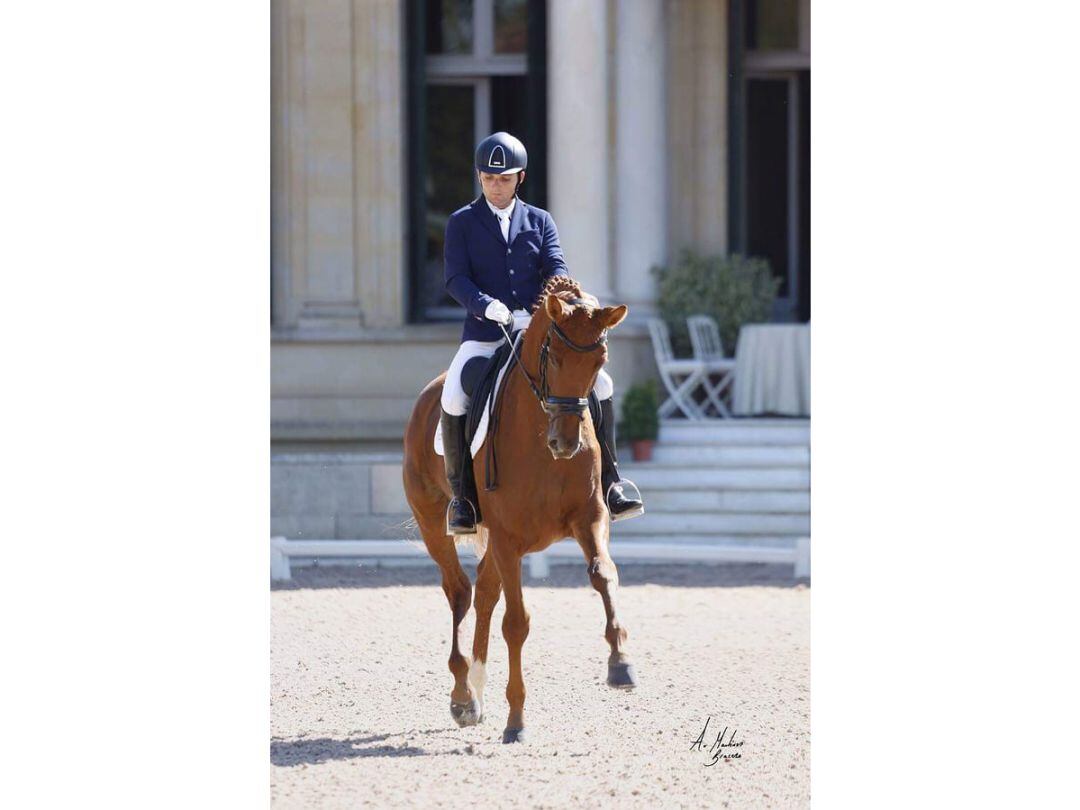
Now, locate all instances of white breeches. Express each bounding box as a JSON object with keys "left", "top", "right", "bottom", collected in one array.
[{"left": 441, "top": 339, "right": 614, "bottom": 416}]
